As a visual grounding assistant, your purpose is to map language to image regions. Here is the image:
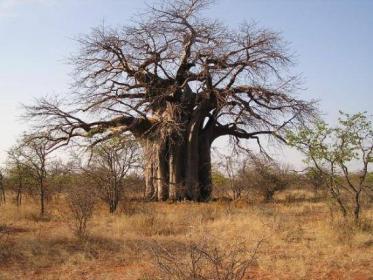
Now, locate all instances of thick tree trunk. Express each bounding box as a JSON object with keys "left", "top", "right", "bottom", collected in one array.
[
  {"left": 198, "top": 136, "right": 213, "bottom": 201},
  {"left": 144, "top": 139, "right": 157, "bottom": 200},
  {"left": 156, "top": 140, "right": 169, "bottom": 201},
  {"left": 169, "top": 141, "right": 185, "bottom": 200},
  {"left": 143, "top": 136, "right": 188, "bottom": 201},
  {"left": 144, "top": 163, "right": 156, "bottom": 200},
  {"left": 141, "top": 114, "right": 215, "bottom": 202},
  {"left": 185, "top": 112, "right": 204, "bottom": 201},
  {"left": 142, "top": 139, "right": 215, "bottom": 201}
]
